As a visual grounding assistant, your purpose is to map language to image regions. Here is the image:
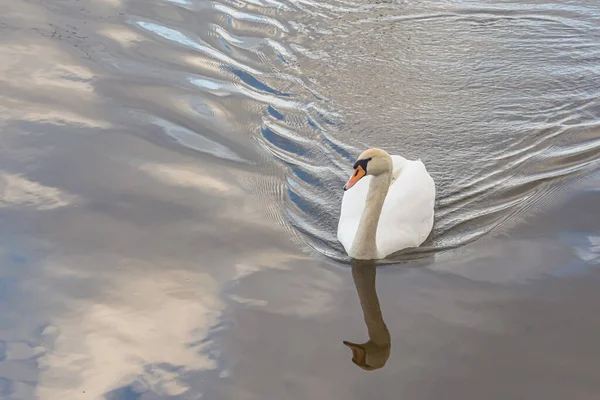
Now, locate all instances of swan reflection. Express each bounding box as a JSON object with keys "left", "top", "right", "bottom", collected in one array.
[{"left": 343, "top": 261, "right": 391, "bottom": 370}]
